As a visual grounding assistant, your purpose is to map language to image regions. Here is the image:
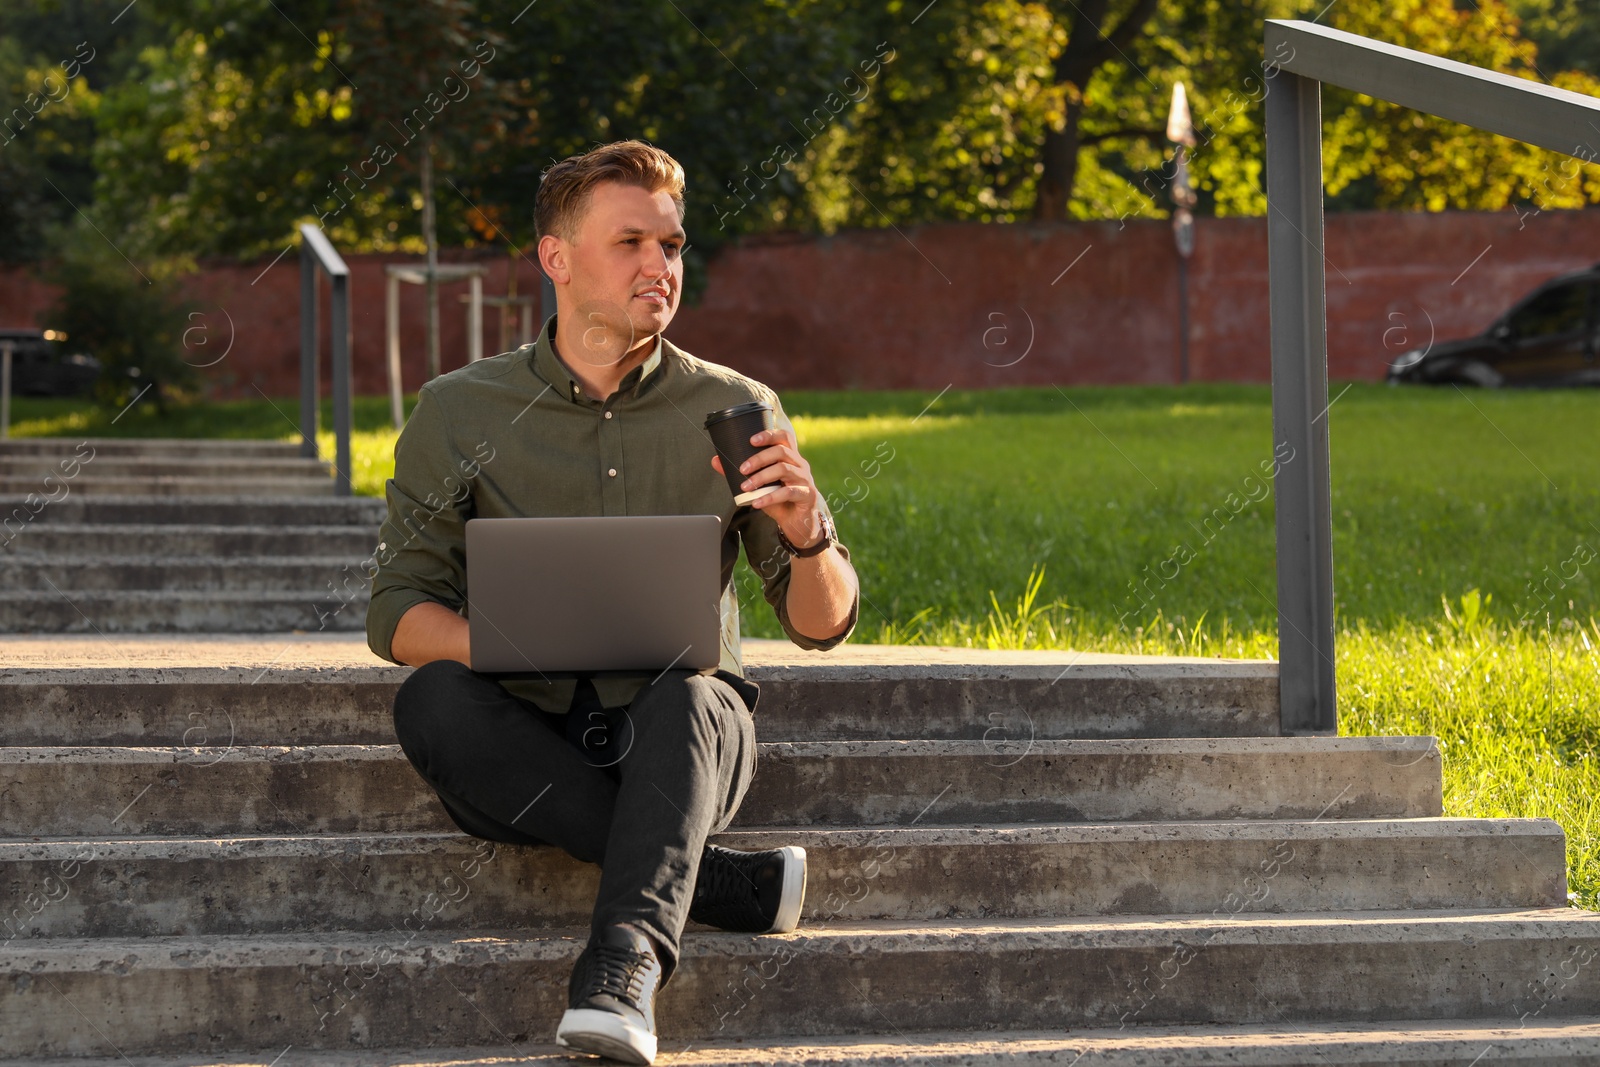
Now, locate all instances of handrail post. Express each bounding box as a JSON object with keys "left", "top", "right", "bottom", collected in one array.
[
  {"left": 331, "top": 271, "right": 353, "bottom": 498},
  {"left": 298, "top": 224, "right": 353, "bottom": 497},
  {"left": 0, "top": 341, "right": 12, "bottom": 440},
  {"left": 1266, "top": 69, "right": 1337, "bottom": 736},
  {"left": 299, "top": 241, "right": 319, "bottom": 460},
  {"left": 387, "top": 272, "right": 404, "bottom": 430}
]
